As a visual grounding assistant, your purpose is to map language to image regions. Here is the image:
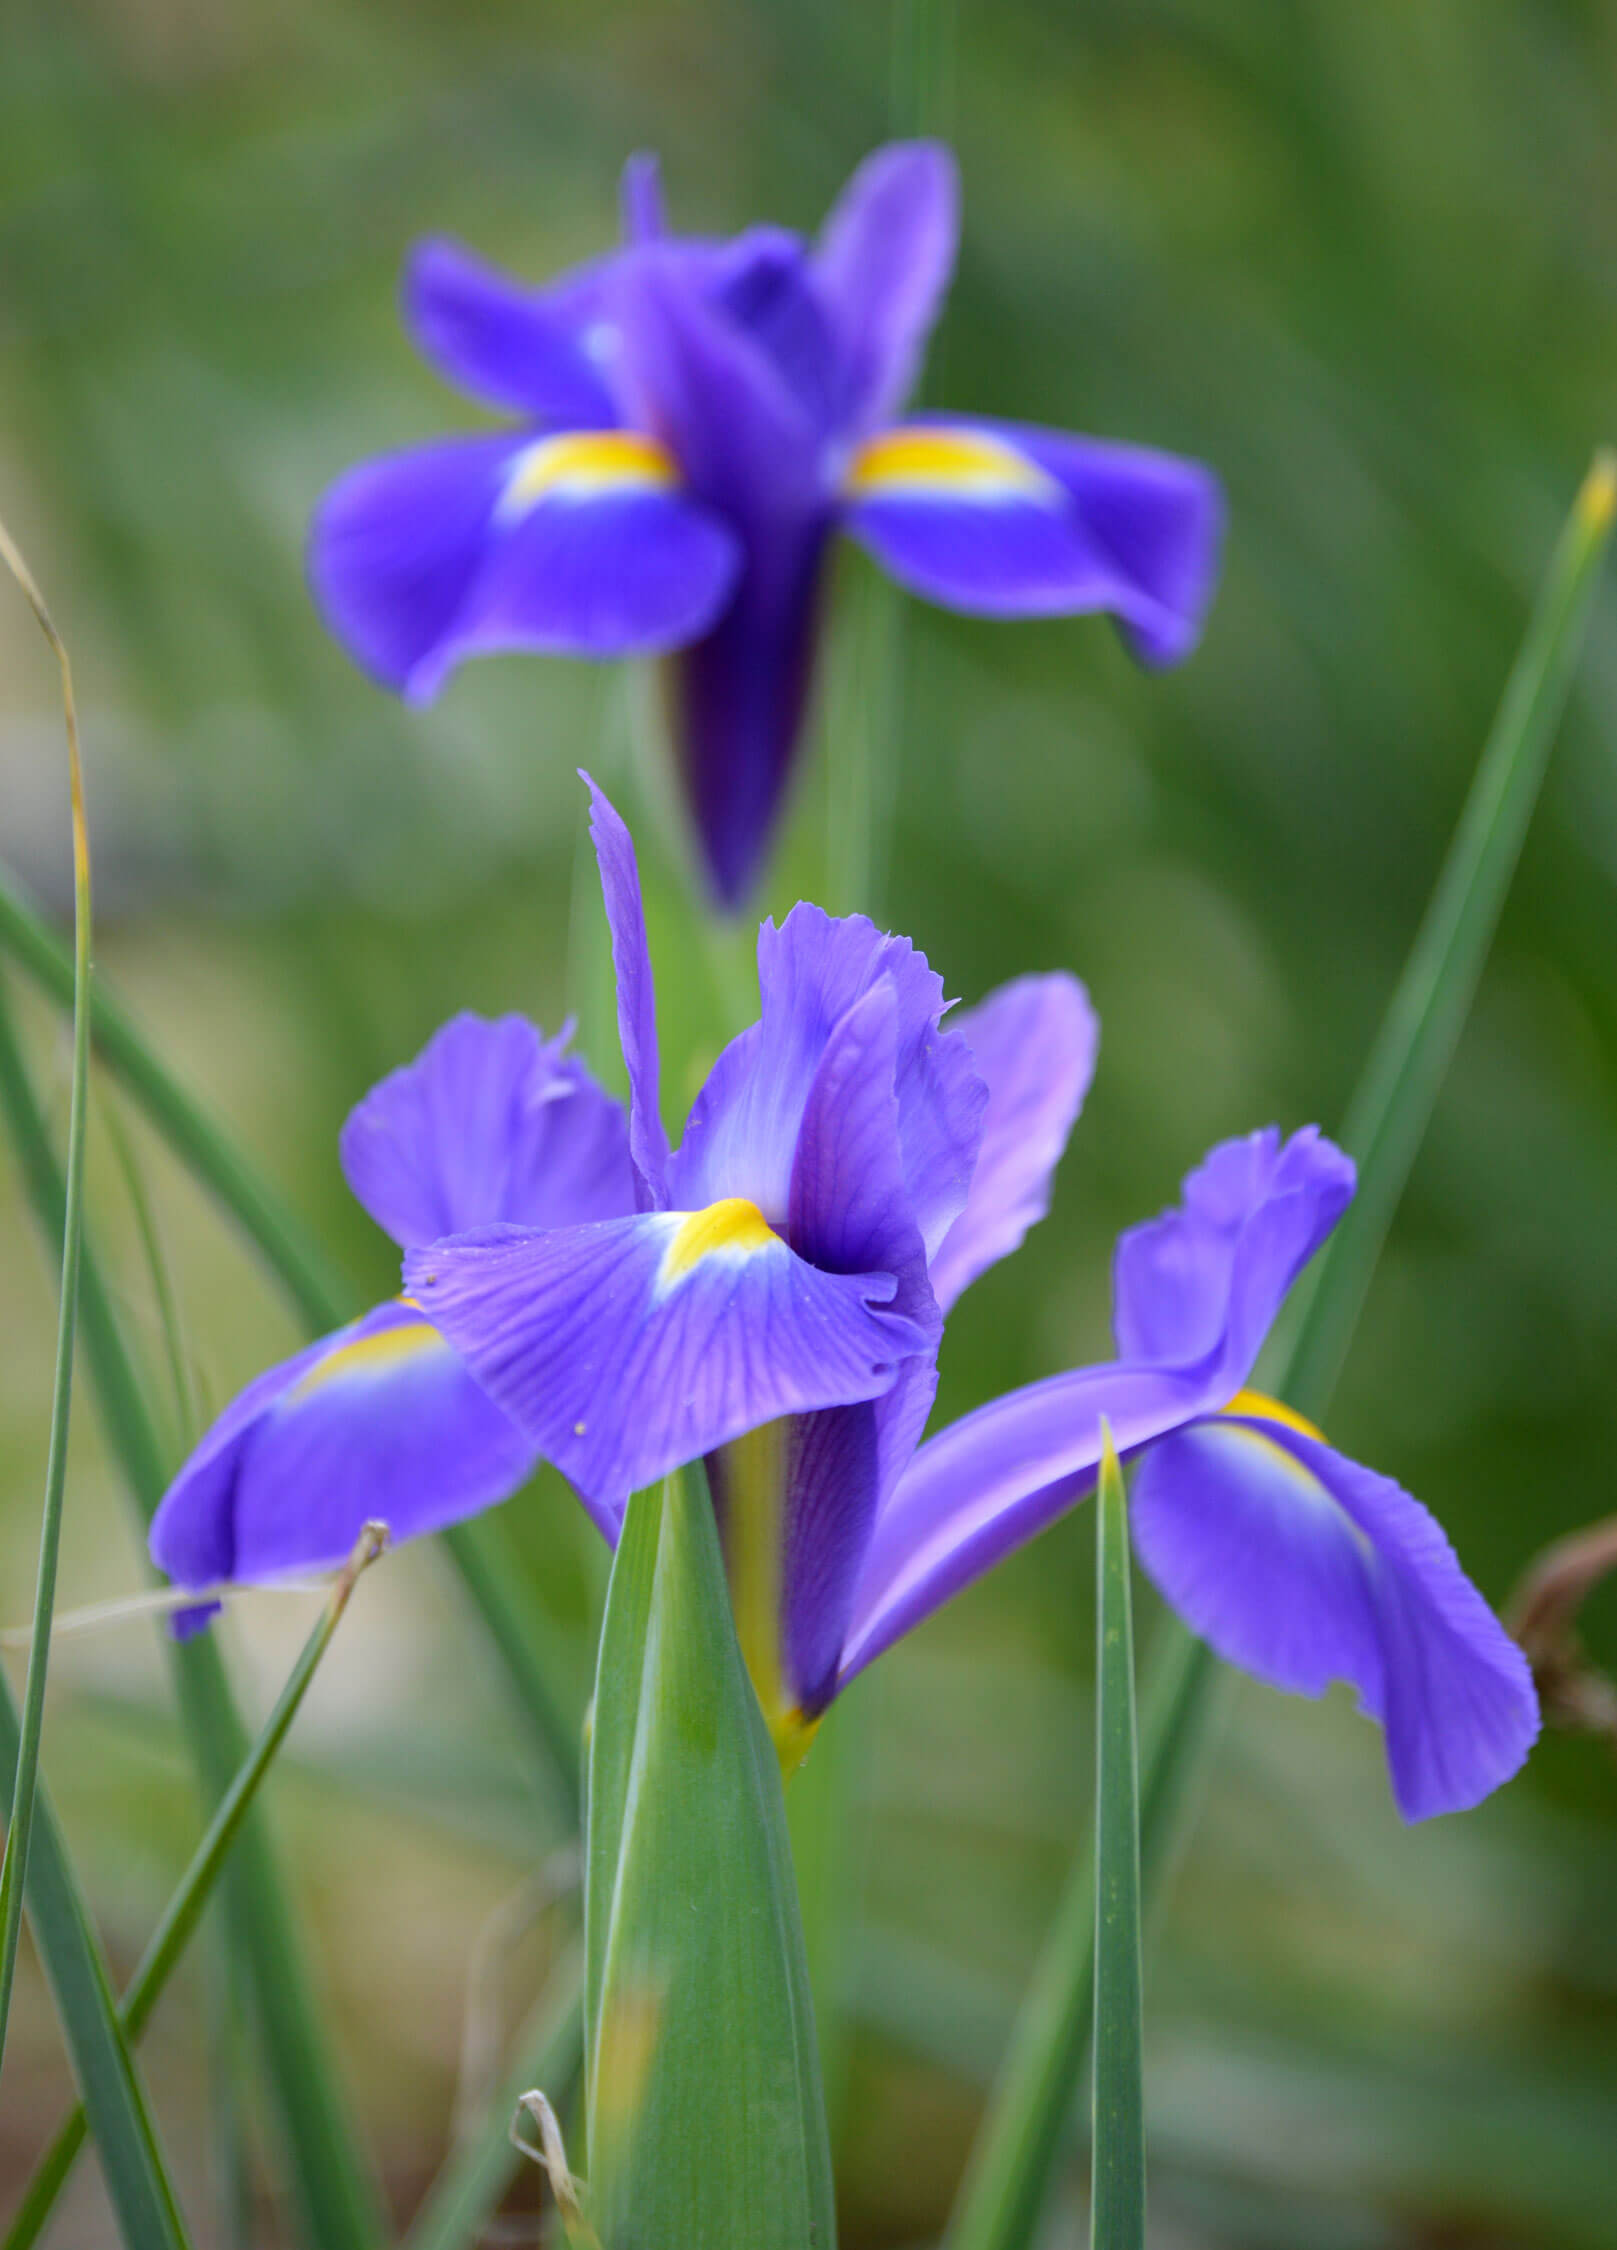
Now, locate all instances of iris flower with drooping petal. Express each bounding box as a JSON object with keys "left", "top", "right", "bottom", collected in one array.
[
  {"left": 147, "top": 1013, "right": 634, "bottom": 1590},
  {"left": 149, "top": 778, "right": 1095, "bottom": 1760},
  {"left": 843, "top": 1128, "right": 1540, "bottom": 1821},
  {"left": 309, "top": 143, "right": 1223, "bottom": 906},
  {"left": 406, "top": 777, "right": 1097, "bottom": 1758}
]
